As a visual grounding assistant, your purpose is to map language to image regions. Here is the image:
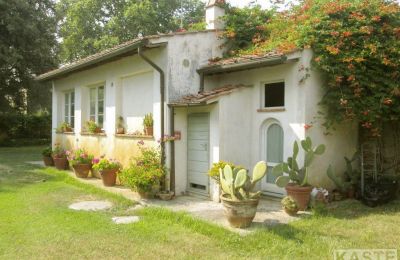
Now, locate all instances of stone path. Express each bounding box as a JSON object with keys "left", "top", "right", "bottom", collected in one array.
[
  {"left": 69, "top": 201, "right": 112, "bottom": 211},
  {"left": 54, "top": 169, "right": 308, "bottom": 232},
  {"left": 112, "top": 216, "right": 140, "bottom": 224}
]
